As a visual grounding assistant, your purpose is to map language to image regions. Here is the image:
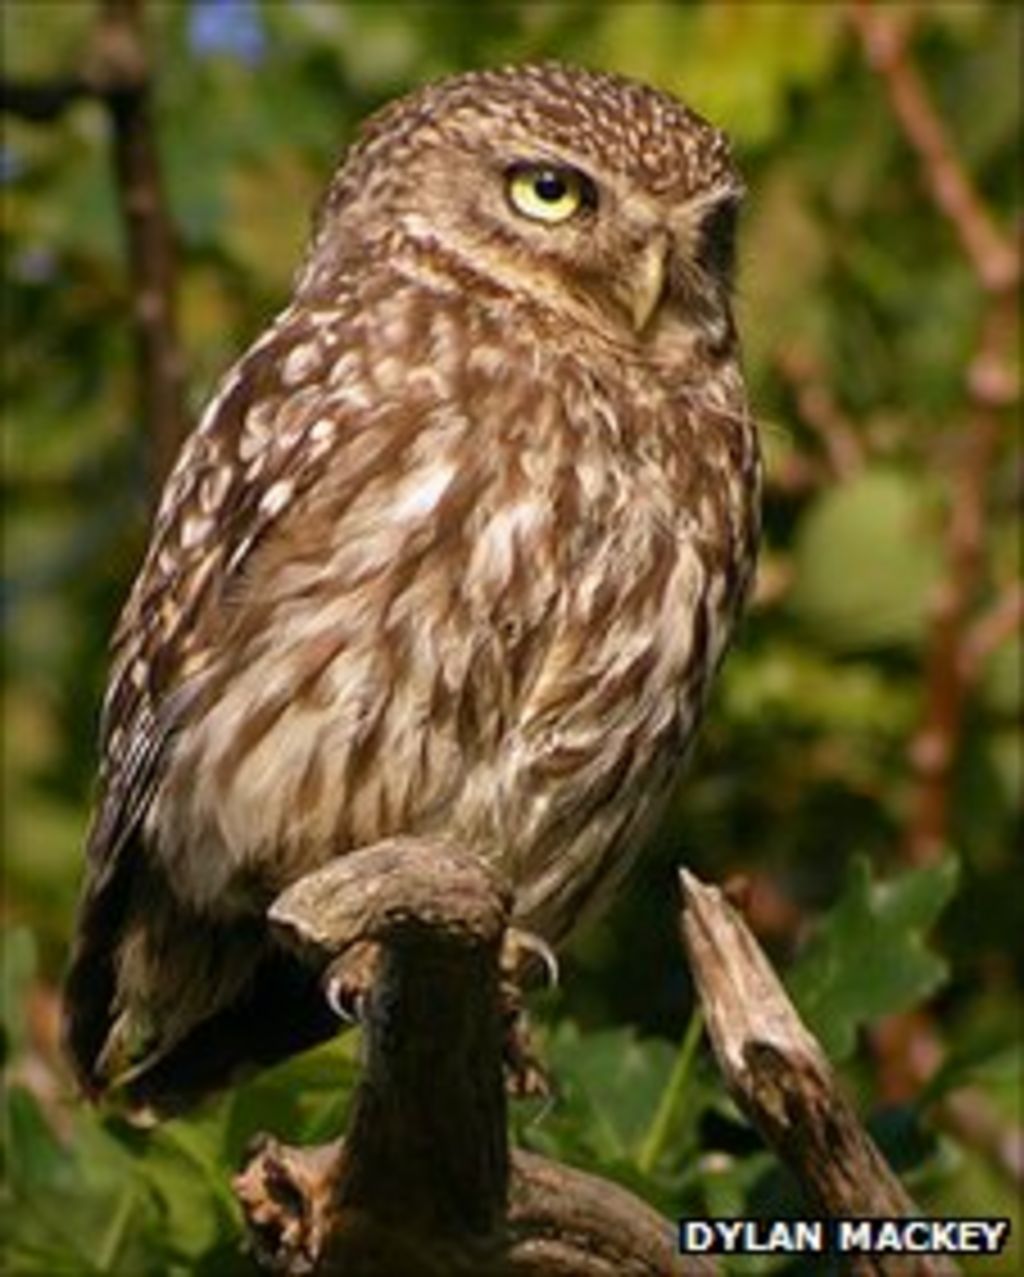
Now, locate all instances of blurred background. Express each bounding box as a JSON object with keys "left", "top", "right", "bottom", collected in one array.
[{"left": 2, "top": 2, "right": 1020, "bottom": 1273}]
